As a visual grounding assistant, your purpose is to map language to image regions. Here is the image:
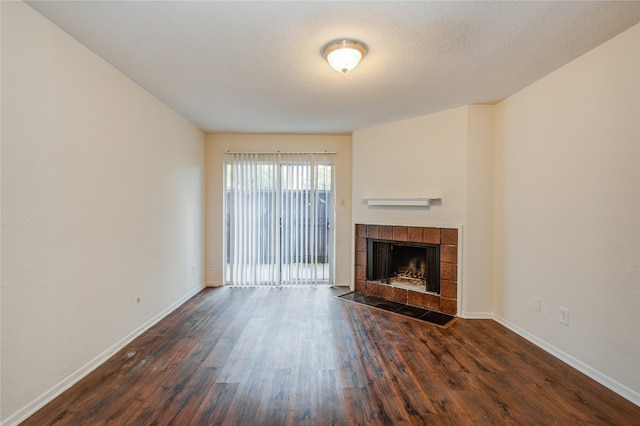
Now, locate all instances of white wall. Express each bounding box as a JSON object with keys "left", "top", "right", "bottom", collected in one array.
[
  {"left": 205, "top": 133, "right": 352, "bottom": 286},
  {"left": 1, "top": 2, "right": 205, "bottom": 423},
  {"left": 352, "top": 105, "right": 494, "bottom": 316},
  {"left": 465, "top": 106, "right": 495, "bottom": 316},
  {"left": 494, "top": 24, "right": 640, "bottom": 401},
  {"left": 353, "top": 107, "right": 468, "bottom": 226}
]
